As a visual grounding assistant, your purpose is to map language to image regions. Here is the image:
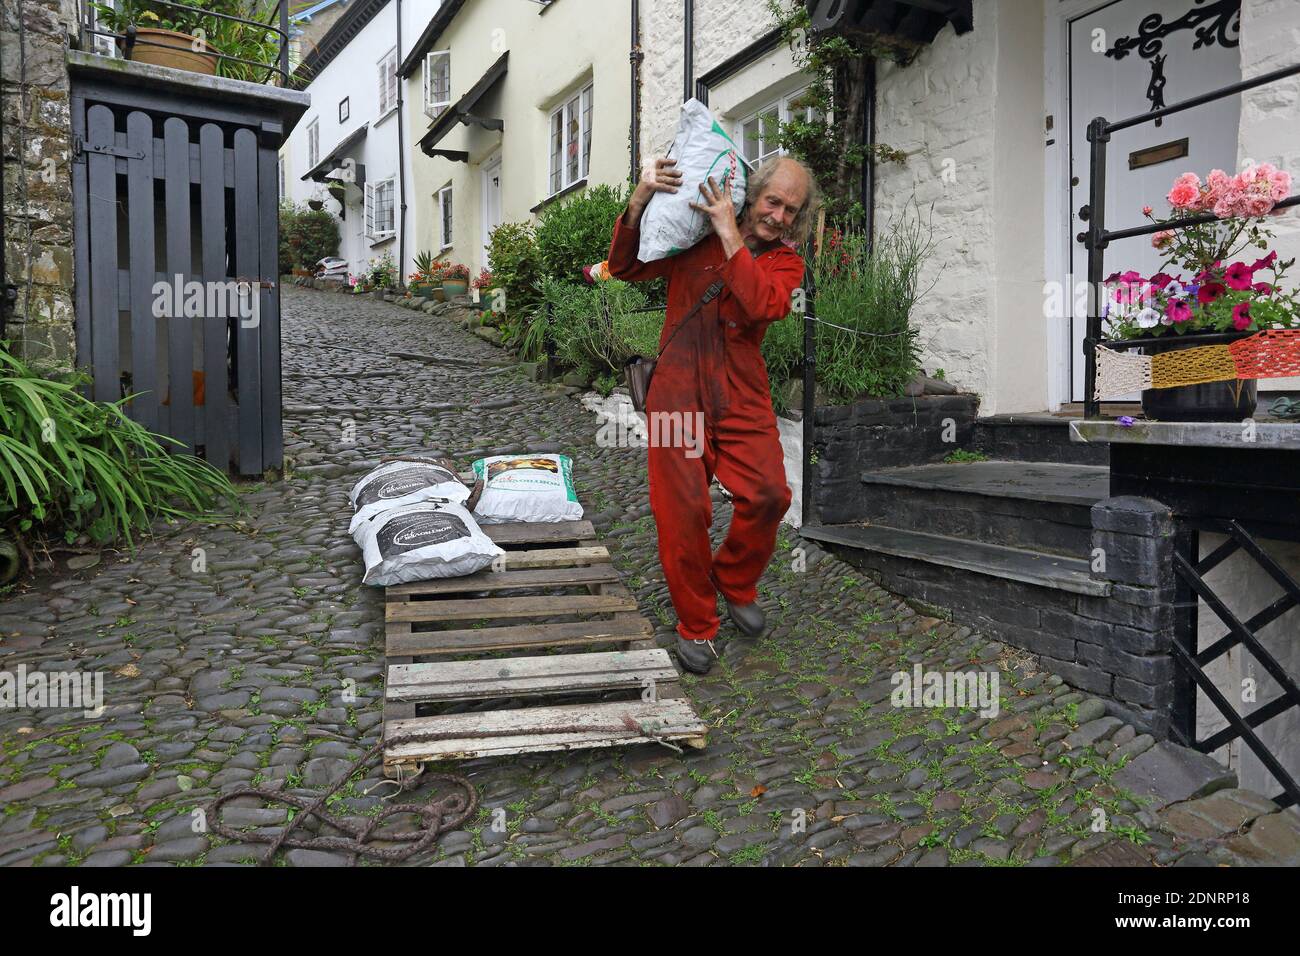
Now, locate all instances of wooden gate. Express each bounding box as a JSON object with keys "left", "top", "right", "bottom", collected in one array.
[{"left": 70, "top": 80, "right": 284, "bottom": 475}]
